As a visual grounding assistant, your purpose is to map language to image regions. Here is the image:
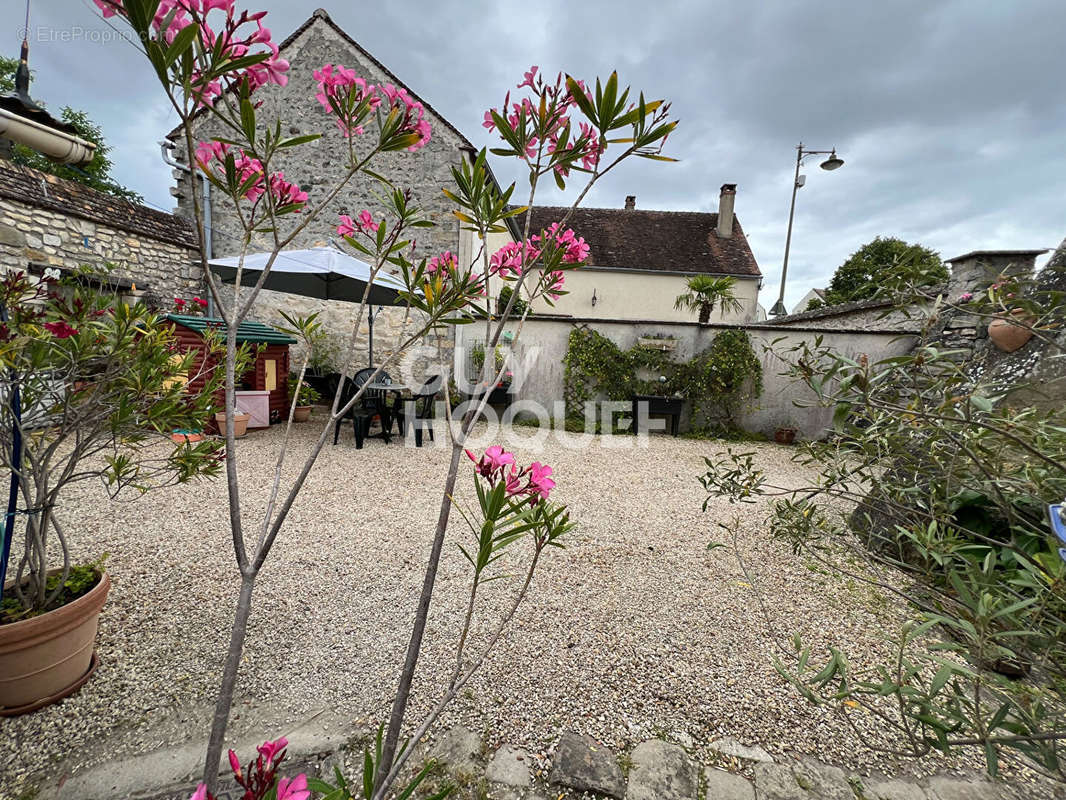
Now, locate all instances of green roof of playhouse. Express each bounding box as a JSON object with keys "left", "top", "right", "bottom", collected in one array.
[{"left": 166, "top": 315, "right": 297, "bottom": 345}]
